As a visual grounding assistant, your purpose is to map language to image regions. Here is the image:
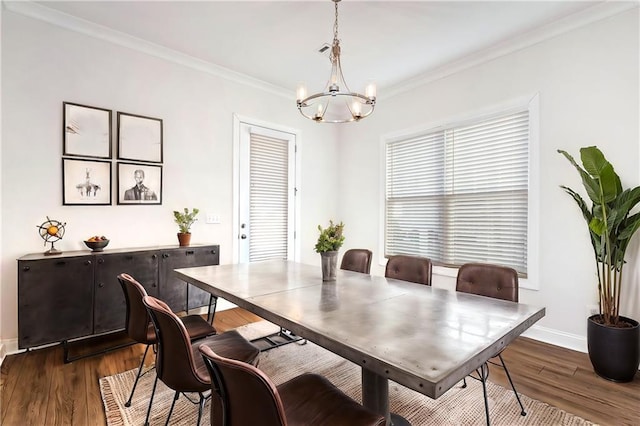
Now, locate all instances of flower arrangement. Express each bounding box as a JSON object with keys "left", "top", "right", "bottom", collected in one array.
[{"left": 314, "top": 220, "right": 345, "bottom": 253}]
